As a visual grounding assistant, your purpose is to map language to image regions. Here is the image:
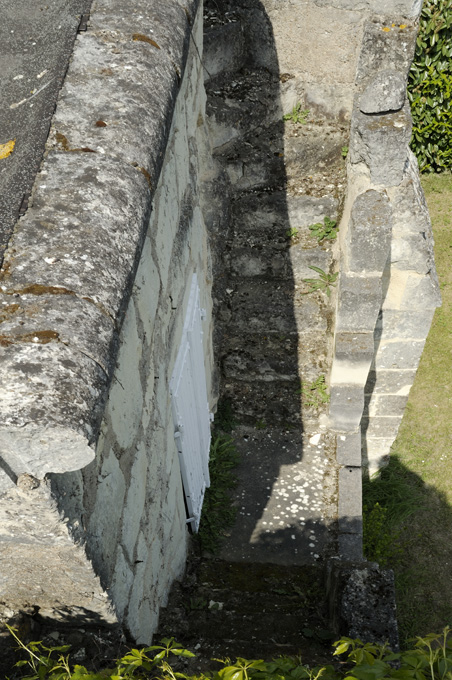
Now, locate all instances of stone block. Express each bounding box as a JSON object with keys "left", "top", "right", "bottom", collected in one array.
[
  {"left": 338, "top": 466, "right": 362, "bottom": 533},
  {"left": 374, "top": 308, "right": 435, "bottom": 340},
  {"left": 290, "top": 246, "right": 332, "bottom": 282},
  {"left": 336, "top": 274, "right": 382, "bottom": 333},
  {"left": 400, "top": 272, "right": 442, "bottom": 310},
  {"left": 133, "top": 236, "right": 161, "bottom": 342},
  {"left": 121, "top": 442, "right": 148, "bottom": 561},
  {"left": 107, "top": 304, "right": 144, "bottom": 451},
  {"left": 88, "top": 449, "right": 126, "bottom": 582},
  {"left": 337, "top": 431, "right": 362, "bottom": 466},
  {"left": 351, "top": 104, "right": 412, "bottom": 186},
  {"left": 49, "top": 9, "right": 187, "bottom": 179},
  {"left": 0, "top": 343, "right": 103, "bottom": 478},
  {"left": 374, "top": 339, "right": 425, "bottom": 370},
  {"left": 363, "top": 438, "right": 394, "bottom": 473},
  {"left": 330, "top": 385, "right": 365, "bottom": 432},
  {"left": 365, "top": 393, "right": 408, "bottom": 418},
  {"left": 316, "top": 0, "right": 421, "bottom": 17},
  {"left": 0, "top": 153, "right": 148, "bottom": 319},
  {"left": 346, "top": 190, "right": 392, "bottom": 274},
  {"left": 361, "top": 416, "right": 403, "bottom": 439},
  {"left": 328, "top": 560, "right": 399, "bottom": 649},
  {"left": 332, "top": 332, "right": 374, "bottom": 386},
  {"left": 111, "top": 546, "right": 134, "bottom": 620},
  {"left": 337, "top": 533, "right": 363, "bottom": 561},
  {"left": 126, "top": 532, "right": 148, "bottom": 642},
  {"left": 391, "top": 231, "right": 435, "bottom": 275},
  {"left": 359, "top": 70, "right": 406, "bottom": 114},
  {"left": 365, "top": 369, "right": 416, "bottom": 396},
  {"left": 356, "top": 19, "right": 418, "bottom": 84}
]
